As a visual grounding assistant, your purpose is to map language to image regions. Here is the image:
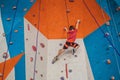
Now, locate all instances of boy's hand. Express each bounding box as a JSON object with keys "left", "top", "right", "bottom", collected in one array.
[
  {"left": 77, "top": 19, "right": 80, "bottom": 23},
  {"left": 64, "top": 27, "right": 68, "bottom": 32}
]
